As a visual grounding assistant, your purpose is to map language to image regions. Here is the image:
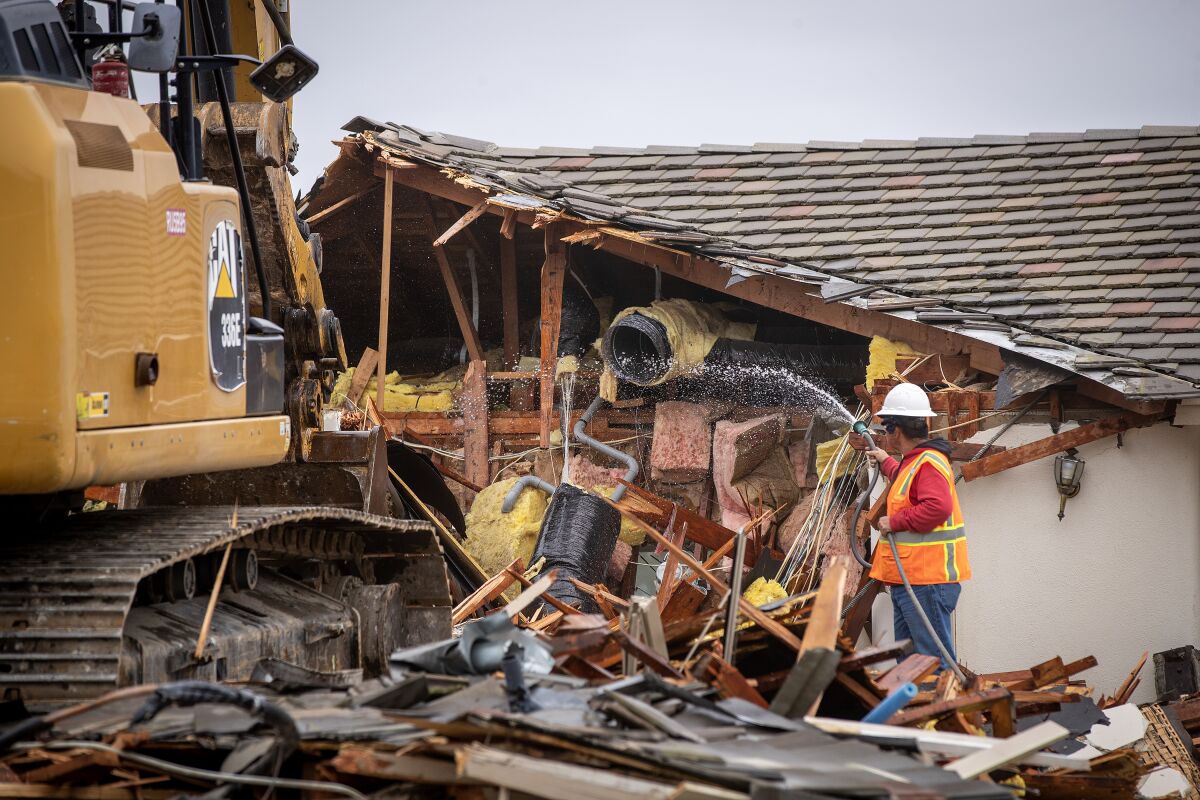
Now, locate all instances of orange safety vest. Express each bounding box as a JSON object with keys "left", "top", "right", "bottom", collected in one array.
[{"left": 869, "top": 449, "right": 971, "bottom": 585}]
